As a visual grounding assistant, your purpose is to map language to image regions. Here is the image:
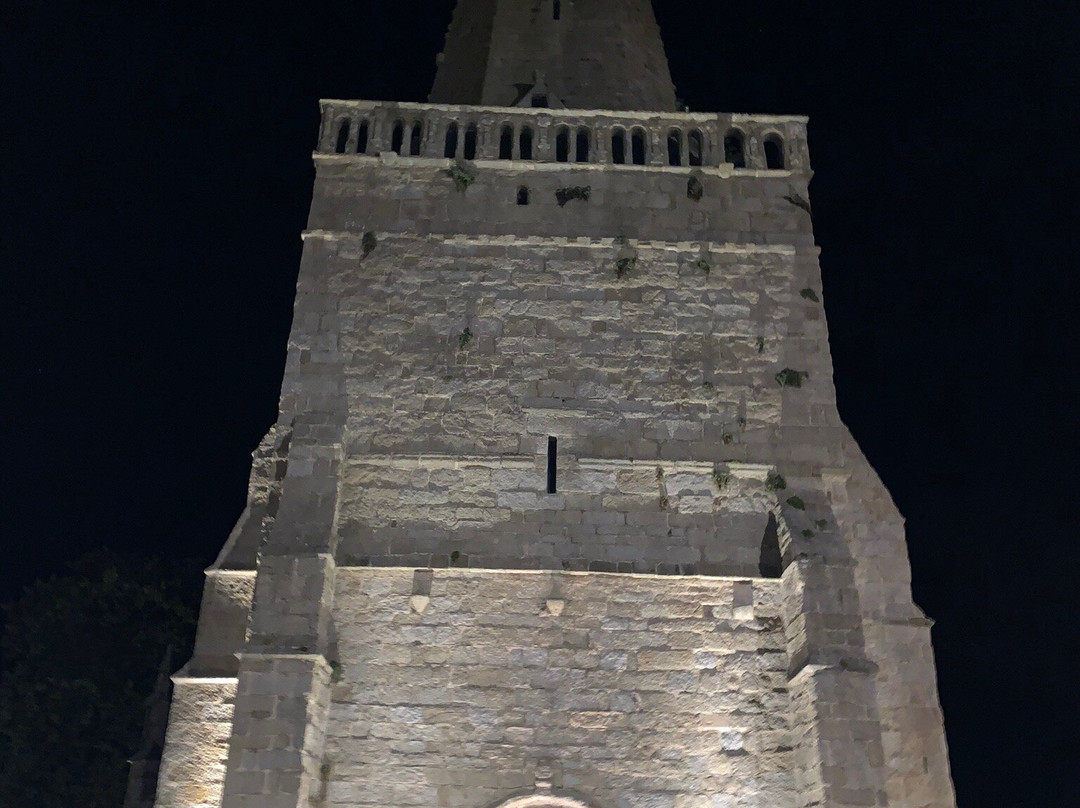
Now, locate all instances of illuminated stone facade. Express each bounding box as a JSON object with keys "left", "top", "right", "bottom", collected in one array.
[{"left": 154, "top": 2, "right": 956, "bottom": 807}]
